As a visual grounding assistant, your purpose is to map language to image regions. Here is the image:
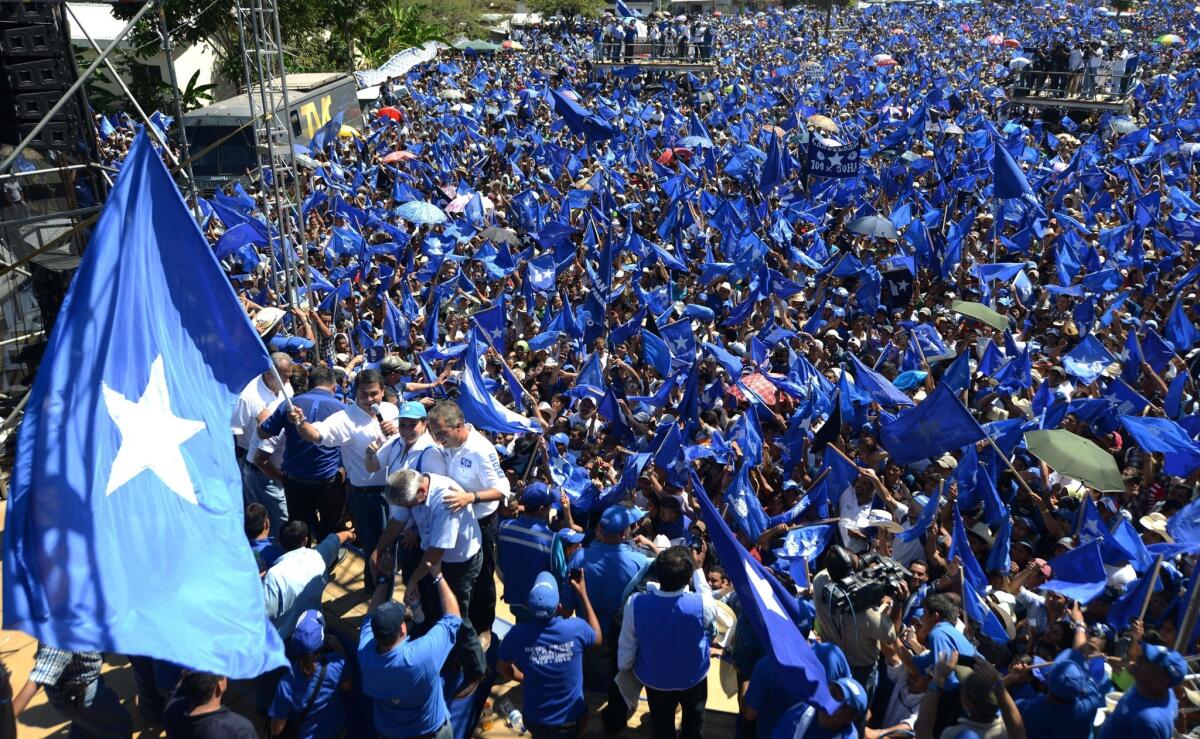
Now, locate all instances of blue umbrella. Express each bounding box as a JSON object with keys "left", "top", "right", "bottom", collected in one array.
[
  {"left": 679, "top": 135, "right": 714, "bottom": 149},
  {"left": 394, "top": 201, "right": 447, "bottom": 225}
]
